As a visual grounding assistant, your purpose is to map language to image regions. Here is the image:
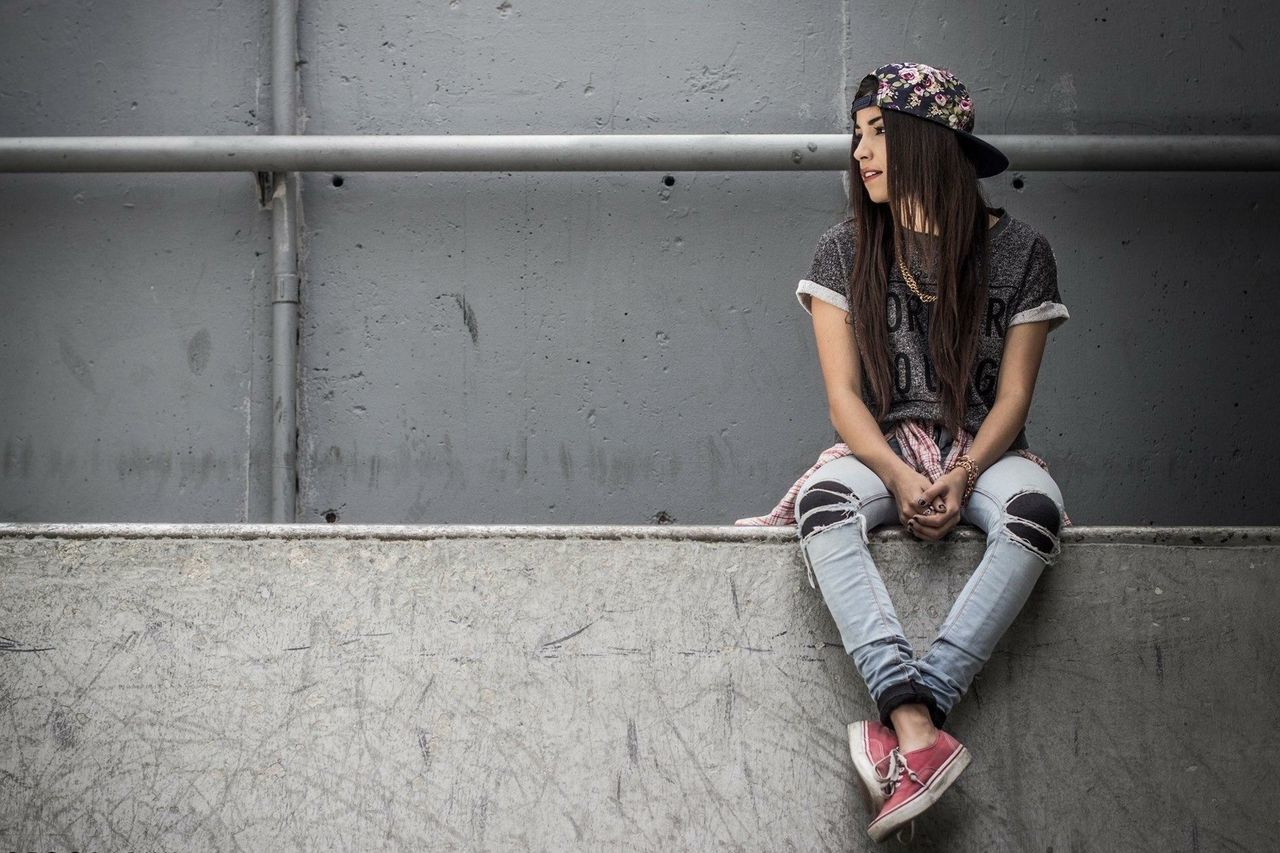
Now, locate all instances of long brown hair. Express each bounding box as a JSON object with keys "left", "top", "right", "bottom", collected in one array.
[{"left": 846, "top": 75, "right": 995, "bottom": 437}]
